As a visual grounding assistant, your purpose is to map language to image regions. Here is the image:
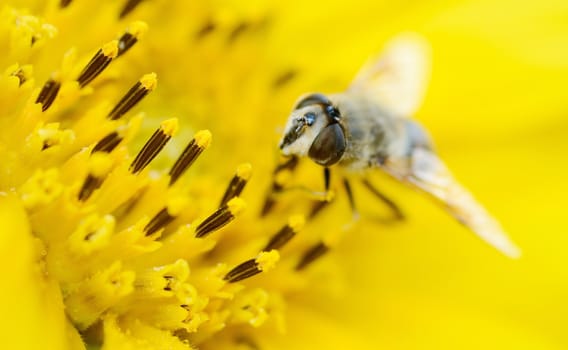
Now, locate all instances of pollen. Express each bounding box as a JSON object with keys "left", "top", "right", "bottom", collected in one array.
[
  {"left": 102, "top": 40, "right": 120, "bottom": 58},
  {"left": 194, "top": 129, "right": 212, "bottom": 148},
  {"left": 256, "top": 250, "right": 280, "bottom": 272},
  {"left": 0, "top": 3, "right": 346, "bottom": 349}
]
